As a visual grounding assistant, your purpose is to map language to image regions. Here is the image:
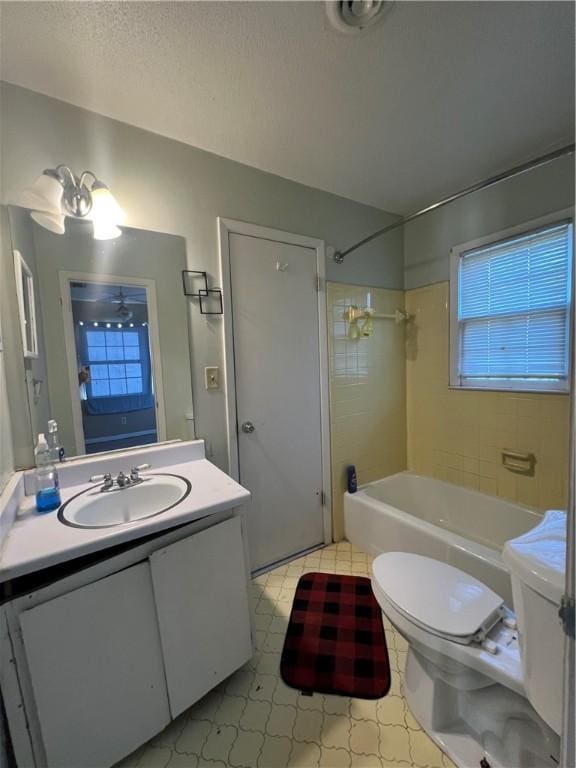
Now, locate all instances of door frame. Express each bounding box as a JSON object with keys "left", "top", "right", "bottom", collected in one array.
[
  {"left": 218, "top": 217, "right": 332, "bottom": 545},
  {"left": 59, "top": 270, "right": 167, "bottom": 456}
]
